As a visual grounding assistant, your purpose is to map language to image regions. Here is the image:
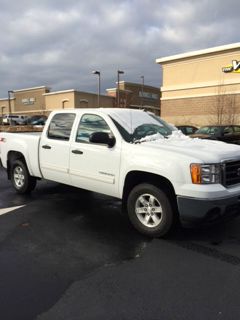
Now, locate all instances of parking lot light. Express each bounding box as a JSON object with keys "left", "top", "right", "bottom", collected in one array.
[
  {"left": 92, "top": 70, "right": 101, "bottom": 108},
  {"left": 8, "top": 90, "right": 14, "bottom": 116},
  {"left": 117, "top": 70, "right": 124, "bottom": 108}
]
